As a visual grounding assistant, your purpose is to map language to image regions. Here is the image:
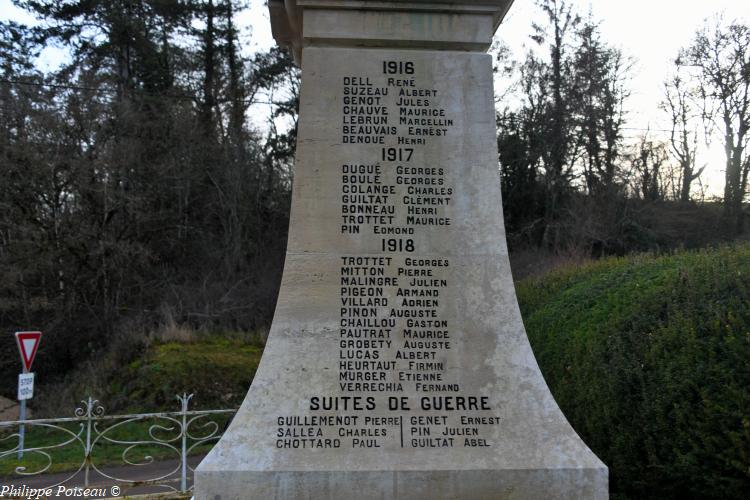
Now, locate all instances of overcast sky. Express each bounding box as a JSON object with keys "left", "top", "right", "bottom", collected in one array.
[{"left": 3, "top": 0, "right": 750, "bottom": 195}]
